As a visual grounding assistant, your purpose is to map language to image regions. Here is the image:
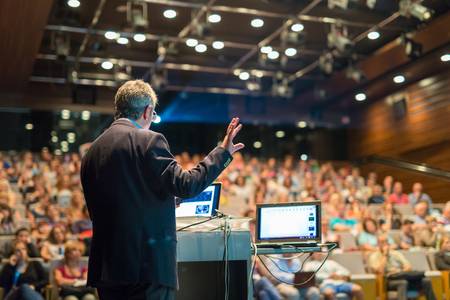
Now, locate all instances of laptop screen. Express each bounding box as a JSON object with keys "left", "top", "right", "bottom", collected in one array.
[
  {"left": 256, "top": 201, "right": 321, "bottom": 244},
  {"left": 176, "top": 183, "right": 221, "bottom": 218}
]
